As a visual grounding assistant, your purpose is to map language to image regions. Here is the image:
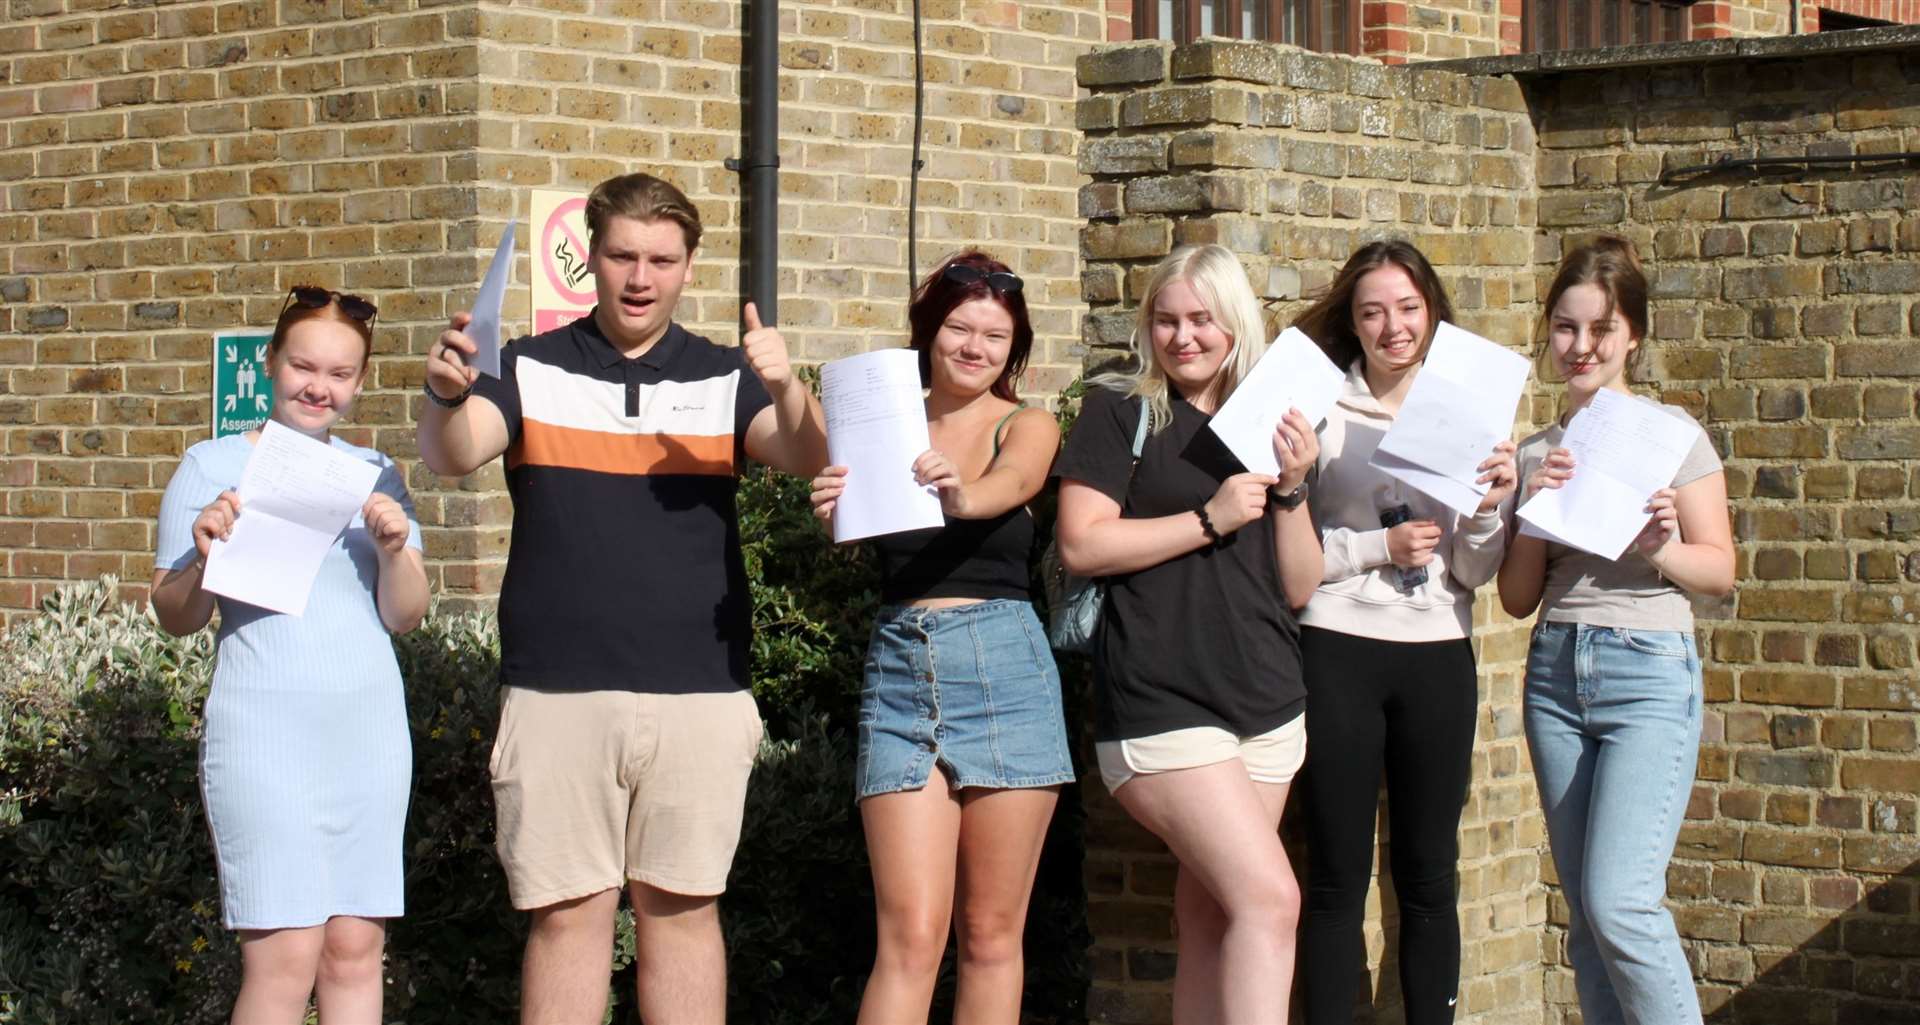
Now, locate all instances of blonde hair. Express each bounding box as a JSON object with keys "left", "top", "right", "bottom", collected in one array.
[{"left": 1091, "top": 244, "right": 1271, "bottom": 433}]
